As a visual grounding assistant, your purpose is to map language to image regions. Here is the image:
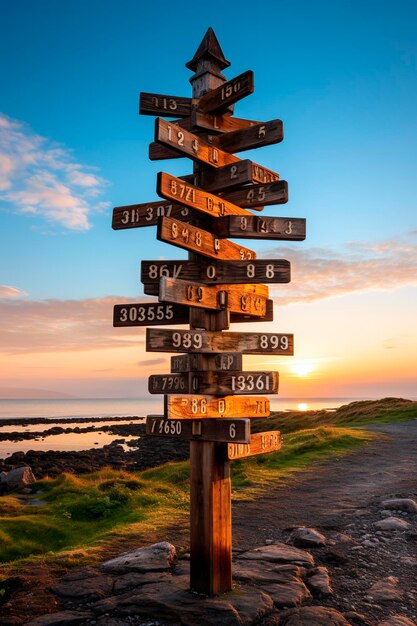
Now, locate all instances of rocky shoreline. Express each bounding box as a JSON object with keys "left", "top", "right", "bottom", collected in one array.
[{"left": 0, "top": 418, "right": 189, "bottom": 477}]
